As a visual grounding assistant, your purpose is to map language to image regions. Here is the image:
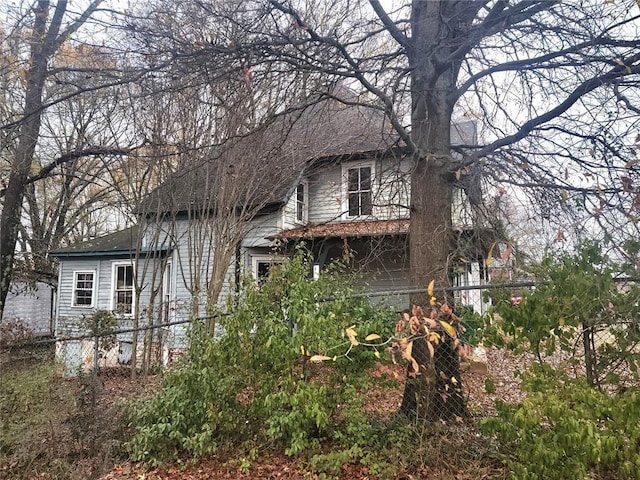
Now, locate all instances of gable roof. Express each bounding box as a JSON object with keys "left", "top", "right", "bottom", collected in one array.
[{"left": 137, "top": 91, "right": 399, "bottom": 215}]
